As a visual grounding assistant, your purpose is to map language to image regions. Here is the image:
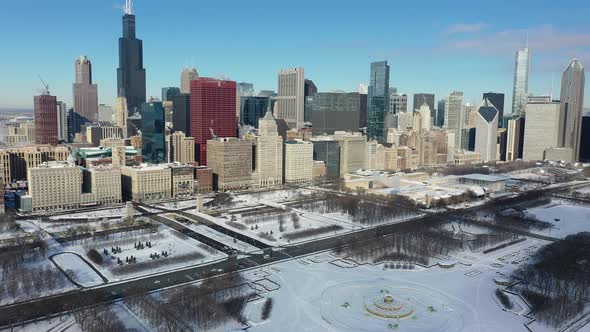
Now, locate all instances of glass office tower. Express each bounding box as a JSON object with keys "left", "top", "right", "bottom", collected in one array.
[
  {"left": 367, "top": 61, "right": 390, "bottom": 142},
  {"left": 240, "top": 96, "right": 270, "bottom": 128},
  {"left": 141, "top": 101, "right": 166, "bottom": 164},
  {"left": 511, "top": 48, "right": 530, "bottom": 117}
]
